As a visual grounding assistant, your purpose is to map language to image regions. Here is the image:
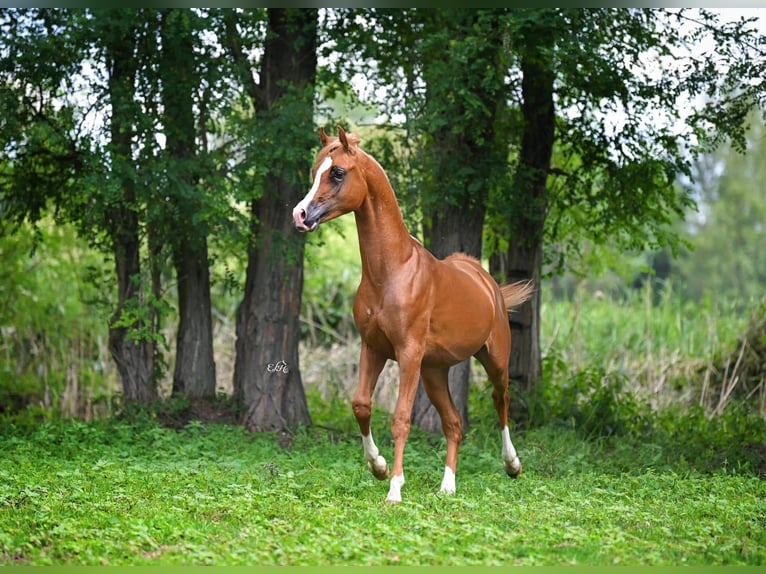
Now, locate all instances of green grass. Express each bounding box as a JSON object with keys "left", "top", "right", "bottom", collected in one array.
[{"left": 1, "top": 415, "right": 764, "bottom": 566}]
